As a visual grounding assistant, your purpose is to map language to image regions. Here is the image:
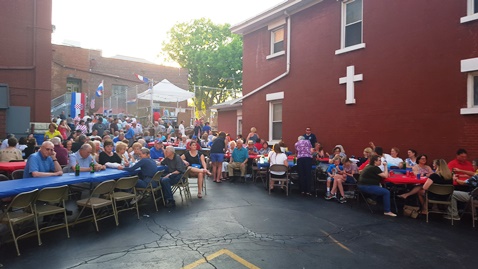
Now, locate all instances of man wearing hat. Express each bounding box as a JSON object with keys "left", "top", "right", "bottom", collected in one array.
[{"left": 150, "top": 139, "right": 165, "bottom": 159}]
